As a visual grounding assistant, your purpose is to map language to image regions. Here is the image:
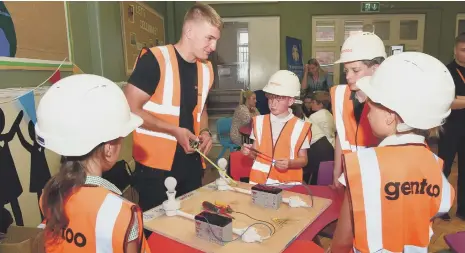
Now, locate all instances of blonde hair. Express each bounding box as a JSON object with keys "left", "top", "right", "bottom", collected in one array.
[
  {"left": 240, "top": 90, "right": 255, "bottom": 105},
  {"left": 307, "top": 58, "right": 326, "bottom": 77},
  {"left": 184, "top": 3, "right": 223, "bottom": 29}
]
